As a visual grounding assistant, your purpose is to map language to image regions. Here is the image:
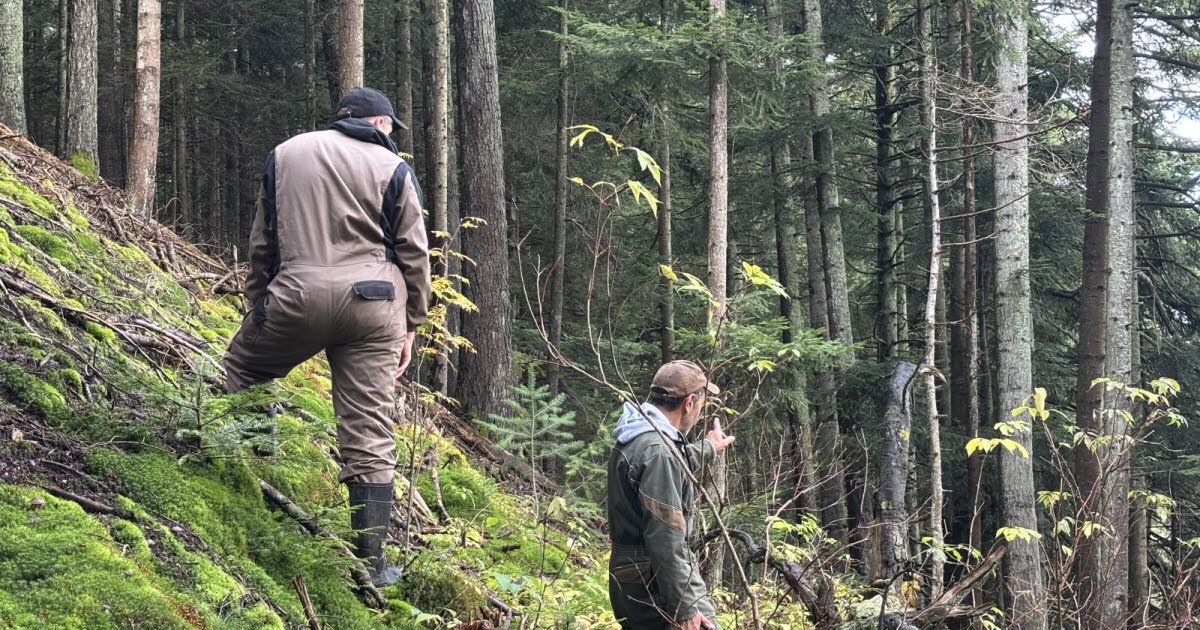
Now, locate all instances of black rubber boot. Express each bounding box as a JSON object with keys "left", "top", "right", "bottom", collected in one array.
[{"left": 347, "top": 482, "right": 402, "bottom": 587}]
